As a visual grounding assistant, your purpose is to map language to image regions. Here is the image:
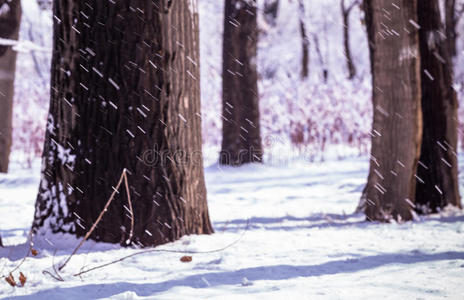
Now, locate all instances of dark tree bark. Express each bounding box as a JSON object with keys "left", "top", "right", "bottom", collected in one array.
[
  {"left": 362, "top": 0, "right": 374, "bottom": 74},
  {"left": 415, "top": 0, "right": 461, "bottom": 212},
  {"left": 0, "top": 0, "right": 21, "bottom": 173},
  {"left": 263, "top": 0, "right": 279, "bottom": 26},
  {"left": 444, "top": 0, "right": 461, "bottom": 58},
  {"left": 298, "top": 0, "right": 309, "bottom": 79},
  {"left": 362, "top": 0, "right": 422, "bottom": 222},
  {"left": 220, "top": 0, "right": 263, "bottom": 165},
  {"left": 33, "top": 0, "right": 213, "bottom": 247},
  {"left": 341, "top": 0, "right": 358, "bottom": 79}
]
